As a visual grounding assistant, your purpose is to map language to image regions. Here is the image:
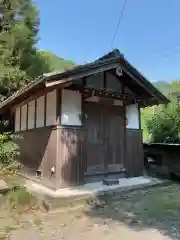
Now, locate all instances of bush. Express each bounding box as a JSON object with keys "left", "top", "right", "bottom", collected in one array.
[
  {"left": 146, "top": 100, "right": 180, "bottom": 143},
  {"left": 0, "top": 133, "right": 20, "bottom": 169}
]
